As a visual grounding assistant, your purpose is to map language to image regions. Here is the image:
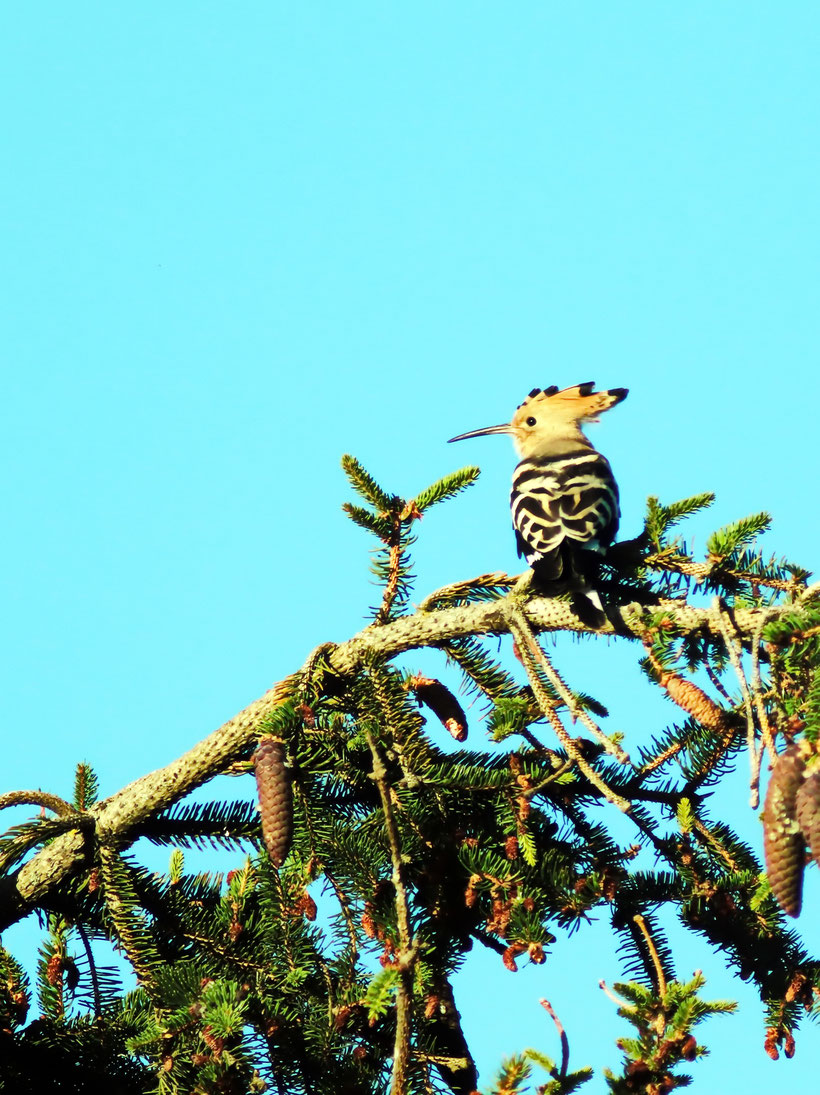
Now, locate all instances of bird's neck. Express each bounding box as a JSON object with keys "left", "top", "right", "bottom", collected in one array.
[{"left": 517, "top": 430, "right": 593, "bottom": 461}]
